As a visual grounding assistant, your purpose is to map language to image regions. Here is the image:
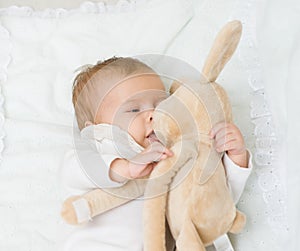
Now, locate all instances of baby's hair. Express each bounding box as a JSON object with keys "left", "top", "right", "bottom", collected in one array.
[{"left": 72, "top": 56, "right": 156, "bottom": 130}]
